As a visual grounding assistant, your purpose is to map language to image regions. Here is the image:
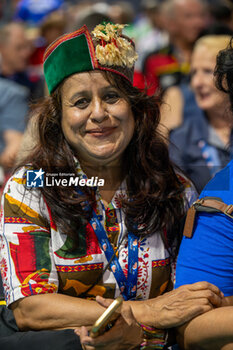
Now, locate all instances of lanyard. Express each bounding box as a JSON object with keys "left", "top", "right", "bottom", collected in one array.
[
  {"left": 198, "top": 140, "right": 221, "bottom": 177},
  {"left": 76, "top": 188, "right": 138, "bottom": 300}
]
